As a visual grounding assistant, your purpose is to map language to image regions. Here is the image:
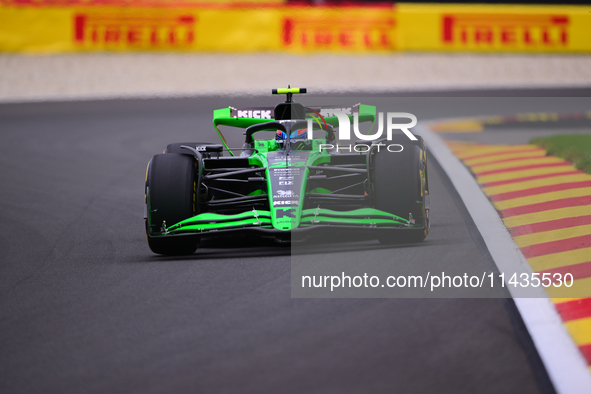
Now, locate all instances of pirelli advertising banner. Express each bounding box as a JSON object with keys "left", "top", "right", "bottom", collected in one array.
[
  {"left": 398, "top": 4, "right": 591, "bottom": 53},
  {"left": 0, "top": 2, "right": 278, "bottom": 53},
  {"left": 0, "top": 1, "right": 395, "bottom": 53},
  {"left": 0, "top": 1, "right": 589, "bottom": 53}
]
